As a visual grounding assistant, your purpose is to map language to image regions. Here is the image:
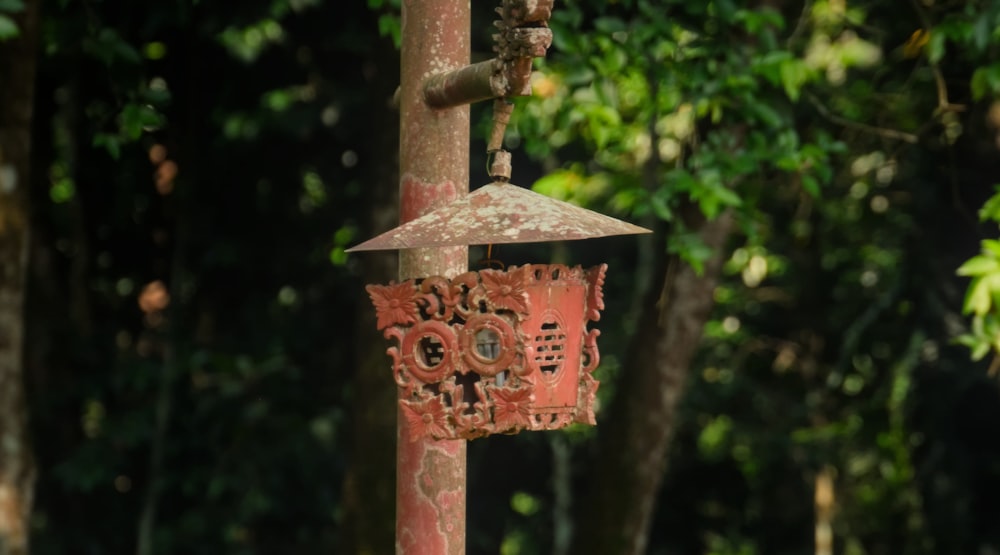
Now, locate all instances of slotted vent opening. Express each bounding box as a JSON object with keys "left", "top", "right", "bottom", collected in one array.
[
  {"left": 418, "top": 336, "right": 445, "bottom": 368},
  {"left": 533, "top": 320, "right": 566, "bottom": 375}
]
